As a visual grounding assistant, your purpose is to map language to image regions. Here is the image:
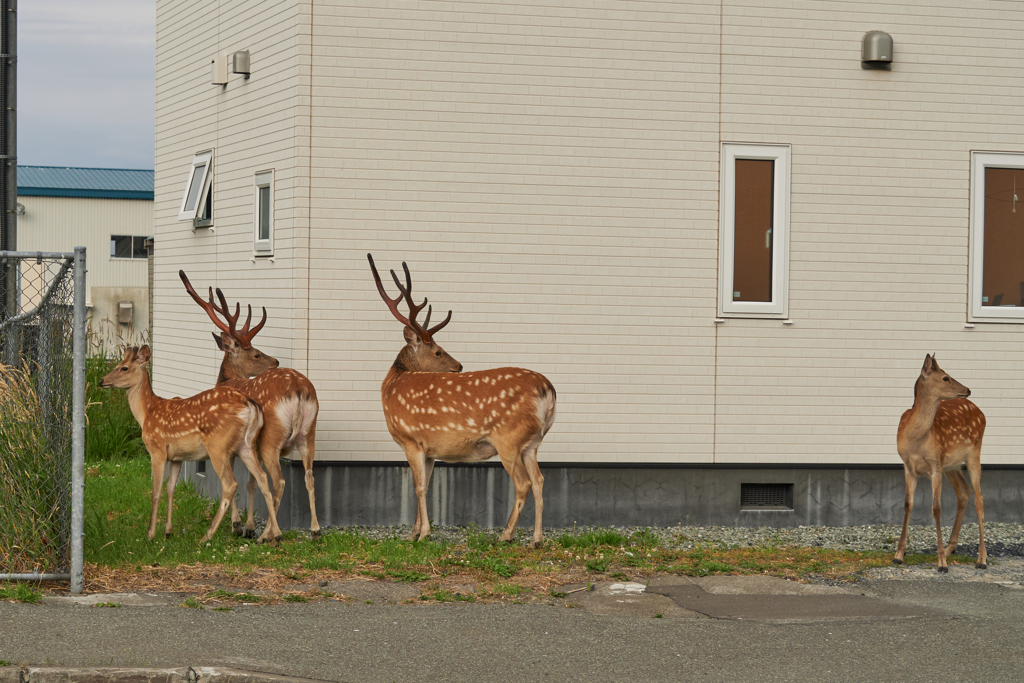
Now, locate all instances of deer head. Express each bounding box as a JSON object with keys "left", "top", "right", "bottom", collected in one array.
[
  {"left": 368, "top": 254, "right": 462, "bottom": 373},
  {"left": 179, "top": 270, "right": 280, "bottom": 379},
  {"left": 100, "top": 345, "right": 151, "bottom": 389},
  {"left": 916, "top": 353, "right": 971, "bottom": 403}
]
